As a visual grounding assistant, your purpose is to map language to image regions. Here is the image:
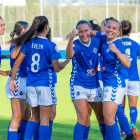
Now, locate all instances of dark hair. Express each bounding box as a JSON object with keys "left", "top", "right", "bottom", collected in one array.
[
  {"left": 89, "top": 20, "right": 101, "bottom": 31},
  {"left": 76, "top": 20, "right": 90, "bottom": 29},
  {"left": 0, "top": 17, "right": 3, "bottom": 19},
  {"left": 10, "top": 21, "right": 28, "bottom": 39},
  {"left": 121, "top": 20, "right": 132, "bottom": 35},
  {"left": 103, "top": 17, "right": 114, "bottom": 26},
  {"left": 46, "top": 28, "right": 51, "bottom": 41},
  {"left": 9, "top": 16, "right": 49, "bottom": 48}
]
